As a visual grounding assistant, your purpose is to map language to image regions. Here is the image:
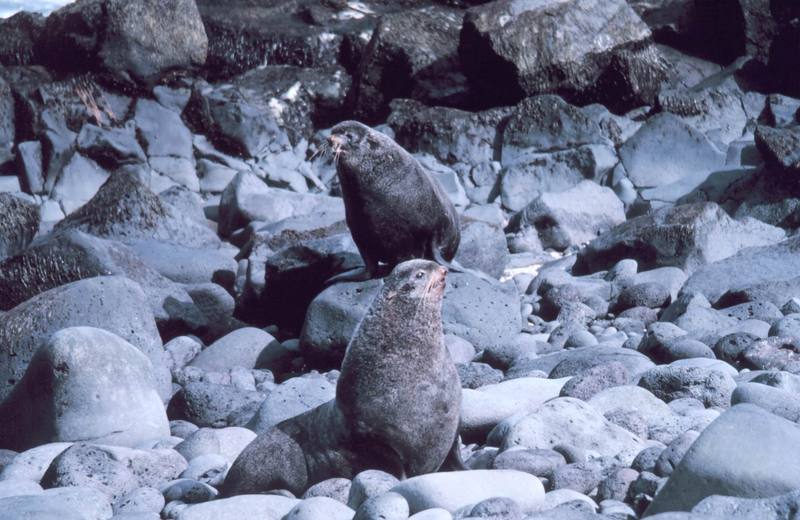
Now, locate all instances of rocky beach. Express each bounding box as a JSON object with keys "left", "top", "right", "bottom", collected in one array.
[{"left": 0, "top": 0, "right": 799, "bottom": 518}]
